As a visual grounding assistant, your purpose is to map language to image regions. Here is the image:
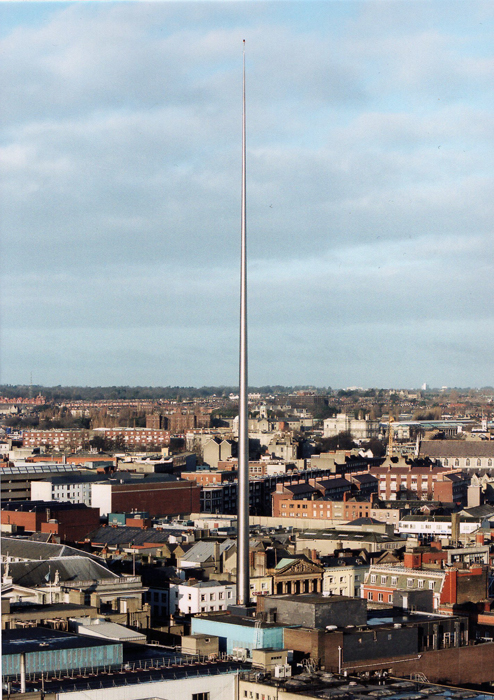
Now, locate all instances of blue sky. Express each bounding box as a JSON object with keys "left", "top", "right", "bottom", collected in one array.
[{"left": 1, "top": 0, "right": 493, "bottom": 389}]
